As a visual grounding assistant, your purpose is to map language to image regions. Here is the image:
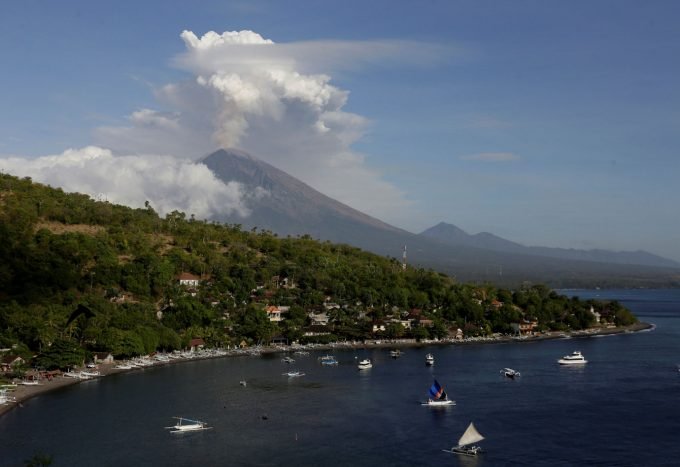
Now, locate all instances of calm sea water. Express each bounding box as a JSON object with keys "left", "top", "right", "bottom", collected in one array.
[{"left": 2, "top": 289, "right": 680, "bottom": 466}]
